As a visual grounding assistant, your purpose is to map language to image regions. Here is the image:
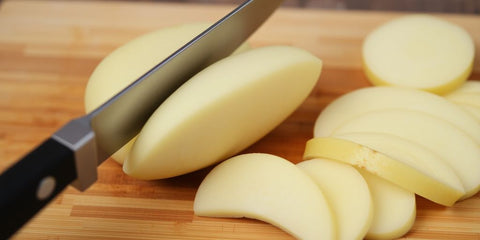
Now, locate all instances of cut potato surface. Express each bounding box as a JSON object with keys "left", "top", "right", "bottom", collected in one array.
[
  {"left": 445, "top": 92, "right": 480, "bottom": 108},
  {"left": 194, "top": 153, "right": 335, "bottom": 240},
  {"left": 334, "top": 132, "right": 464, "bottom": 204},
  {"left": 303, "top": 137, "right": 463, "bottom": 206},
  {"left": 448, "top": 80, "right": 480, "bottom": 94},
  {"left": 333, "top": 109, "right": 480, "bottom": 199},
  {"left": 359, "top": 170, "right": 416, "bottom": 240},
  {"left": 84, "top": 23, "right": 250, "bottom": 164},
  {"left": 123, "top": 46, "right": 322, "bottom": 179},
  {"left": 313, "top": 86, "right": 480, "bottom": 145},
  {"left": 363, "top": 15, "right": 474, "bottom": 94},
  {"left": 298, "top": 159, "right": 373, "bottom": 240},
  {"left": 444, "top": 80, "right": 480, "bottom": 121},
  {"left": 84, "top": 23, "right": 212, "bottom": 164},
  {"left": 457, "top": 104, "right": 480, "bottom": 121},
  {"left": 85, "top": 23, "right": 214, "bottom": 112}
]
